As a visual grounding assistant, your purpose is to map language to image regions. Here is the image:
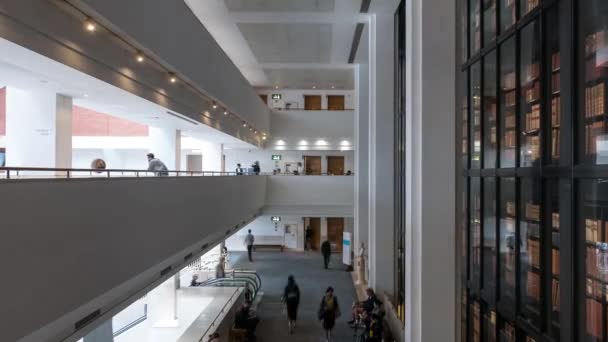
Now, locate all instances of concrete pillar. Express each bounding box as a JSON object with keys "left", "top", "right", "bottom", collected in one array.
[
  {"left": 147, "top": 276, "right": 179, "bottom": 332},
  {"left": 201, "top": 142, "right": 224, "bottom": 172},
  {"left": 149, "top": 127, "right": 180, "bottom": 170},
  {"left": 83, "top": 320, "right": 113, "bottom": 342},
  {"left": 367, "top": 14, "right": 395, "bottom": 296},
  {"left": 4, "top": 87, "right": 72, "bottom": 169},
  {"left": 404, "top": 0, "right": 456, "bottom": 340}
]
